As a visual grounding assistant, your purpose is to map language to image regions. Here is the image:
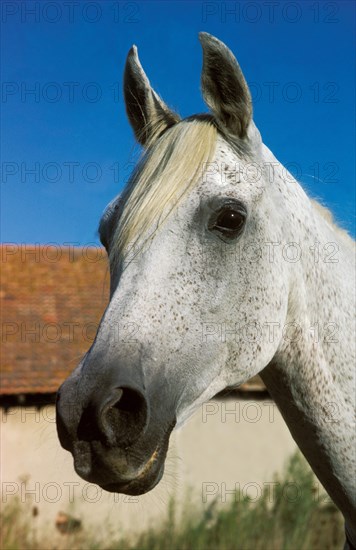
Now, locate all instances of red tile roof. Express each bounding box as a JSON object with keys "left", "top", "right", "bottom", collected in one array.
[
  {"left": 1, "top": 244, "right": 110, "bottom": 395},
  {"left": 1, "top": 244, "right": 266, "bottom": 397}
]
